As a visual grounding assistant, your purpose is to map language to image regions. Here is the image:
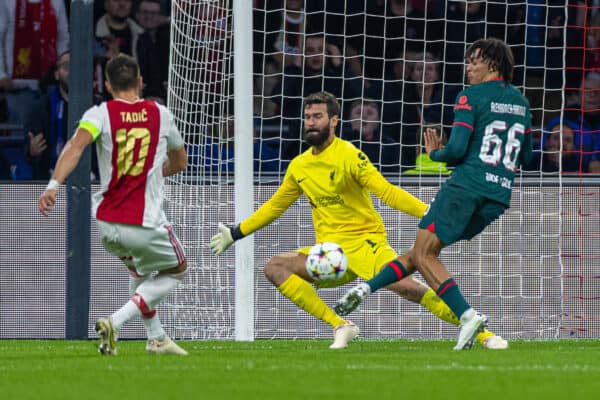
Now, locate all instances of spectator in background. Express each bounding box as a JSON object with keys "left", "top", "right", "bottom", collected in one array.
[
  {"left": 271, "top": 34, "right": 361, "bottom": 159},
  {"left": 269, "top": 0, "right": 305, "bottom": 71},
  {"left": 95, "top": 0, "right": 144, "bottom": 98},
  {"left": 0, "top": 0, "right": 69, "bottom": 135},
  {"left": 25, "top": 51, "right": 100, "bottom": 180},
  {"left": 365, "top": 49, "right": 419, "bottom": 141},
  {"left": 340, "top": 100, "right": 399, "bottom": 173},
  {"left": 399, "top": 52, "right": 457, "bottom": 169},
  {"left": 135, "top": 0, "right": 170, "bottom": 100},
  {"left": 187, "top": 115, "right": 287, "bottom": 174},
  {"left": 564, "top": 72, "right": 600, "bottom": 172},
  {"left": 344, "top": 0, "right": 444, "bottom": 85},
  {"left": 96, "top": 0, "right": 143, "bottom": 60},
  {"left": 586, "top": 11, "right": 600, "bottom": 71},
  {"left": 445, "top": 1, "right": 485, "bottom": 86},
  {"left": 526, "top": 120, "right": 583, "bottom": 174},
  {"left": 254, "top": 0, "right": 311, "bottom": 117},
  {"left": 25, "top": 51, "right": 70, "bottom": 180}
]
